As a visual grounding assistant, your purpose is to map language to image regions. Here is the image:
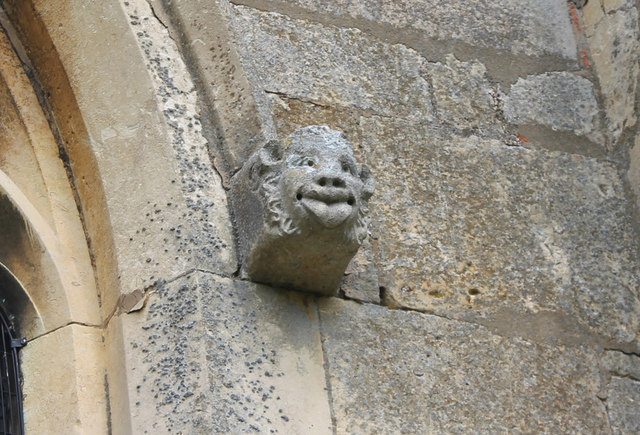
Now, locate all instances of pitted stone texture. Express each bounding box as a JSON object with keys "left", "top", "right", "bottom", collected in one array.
[
  {"left": 230, "top": 5, "right": 434, "bottom": 121},
  {"left": 121, "top": 272, "right": 331, "bottom": 434},
  {"left": 586, "top": 7, "right": 639, "bottom": 141},
  {"left": 504, "top": 72, "right": 598, "bottom": 135},
  {"left": 606, "top": 377, "right": 640, "bottom": 434},
  {"left": 122, "top": 0, "right": 236, "bottom": 277},
  {"left": 244, "top": 0, "right": 577, "bottom": 58},
  {"left": 201, "top": 275, "right": 331, "bottom": 433},
  {"left": 120, "top": 275, "right": 213, "bottom": 433},
  {"left": 154, "top": 0, "right": 277, "bottom": 174},
  {"left": 362, "top": 117, "right": 640, "bottom": 345},
  {"left": 318, "top": 298, "right": 608, "bottom": 433}
]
